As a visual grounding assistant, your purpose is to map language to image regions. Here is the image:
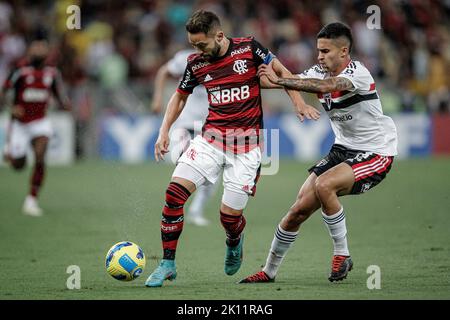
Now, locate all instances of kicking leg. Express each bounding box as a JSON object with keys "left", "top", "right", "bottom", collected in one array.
[
  {"left": 161, "top": 177, "right": 196, "bottom": 260},
  {"left": 146, "top": 163, "right": 204, "bottom": 287}
]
